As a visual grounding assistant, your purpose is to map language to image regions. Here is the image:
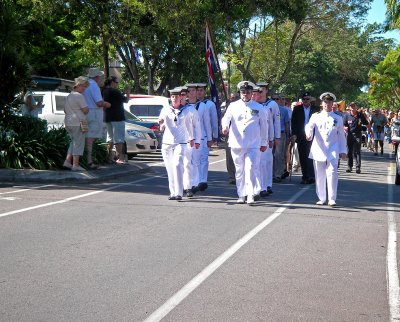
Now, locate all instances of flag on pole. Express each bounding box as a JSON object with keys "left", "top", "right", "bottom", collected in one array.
[{"left": 205, "top": 23, "right": 221, "bottom": 138}]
